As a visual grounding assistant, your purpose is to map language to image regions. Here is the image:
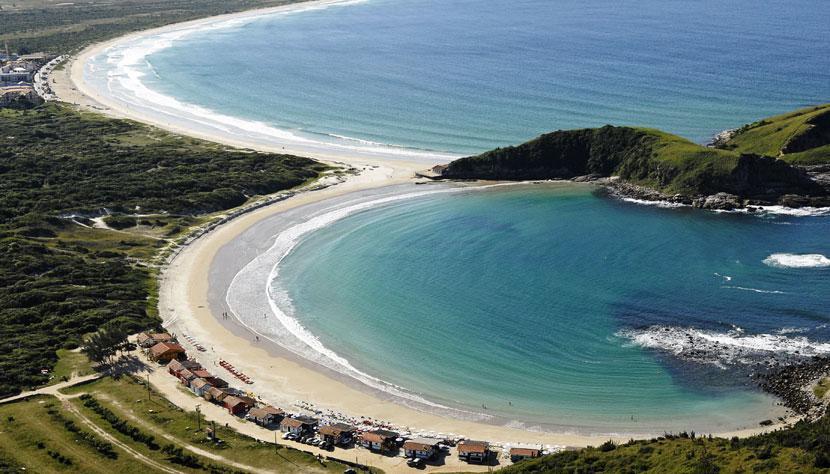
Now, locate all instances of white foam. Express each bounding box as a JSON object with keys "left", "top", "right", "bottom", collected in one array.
[
  {"left": 618, "top": 325, "right": 830, "bottom": 367},
  {"left": 717, "top": 205, "right": 830, "bottom": 217},
  {"left": 722, "top": 285, "right": 785, "bottom": 294},
  {"left": 762, "top": 253, "right": 830, "bottom": 269},
  {"left": 618, "top": 197, "right": 688, "bottom": 209}
]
